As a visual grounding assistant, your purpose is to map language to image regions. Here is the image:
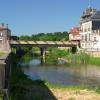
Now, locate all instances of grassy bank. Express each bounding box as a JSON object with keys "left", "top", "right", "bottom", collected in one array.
[
  {"left": 10, "top": 52, "right": 100, "bottom": 100},
  {"left": 49, "top": 86, "right": 100, "bottom": 100},
  {"left": 66, "top": 52, "right": 90, "bottom": 64},
  {"left": 44, "top": 81, "right": 100, "bottom": 100},
  {"left": 45, "top": 47, "right": 69, "bottom": 64},
  {"left": 66, "top": 52, "right": 100, "bottom": 66},
  {"left": 26, "top": 47, "right": 100, "bottom": 66},
  {"left": 0, "top": 97, "right": 3, "bottom": 100},
  {"left": 0, "top": 52, "right": 5, "bottom": 57},
  {"left": 9, "top": 48, "right": 100, "bottom": 100},
  {"left": 89, "top": 57, "right": 100, "bottom": 65},
  {"left": 46, "top": 48, "right": 100, "bottom": 66},
  {"left": 10, "top": 53, "right": 57, "bottom": 100}
]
